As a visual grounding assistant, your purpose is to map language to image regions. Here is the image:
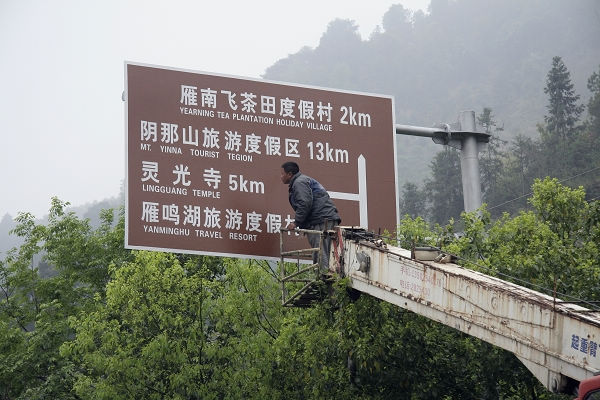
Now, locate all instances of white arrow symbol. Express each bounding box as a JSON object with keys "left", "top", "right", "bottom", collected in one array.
[{"left": 327, "top": 154, "right": 368, "bottom": 228}]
